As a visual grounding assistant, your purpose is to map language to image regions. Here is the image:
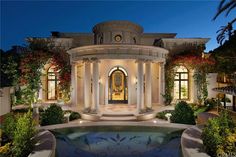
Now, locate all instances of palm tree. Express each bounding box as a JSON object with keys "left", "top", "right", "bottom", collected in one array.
[{"left": 213, "top": 0, "right": 236, "bottom": 44}]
